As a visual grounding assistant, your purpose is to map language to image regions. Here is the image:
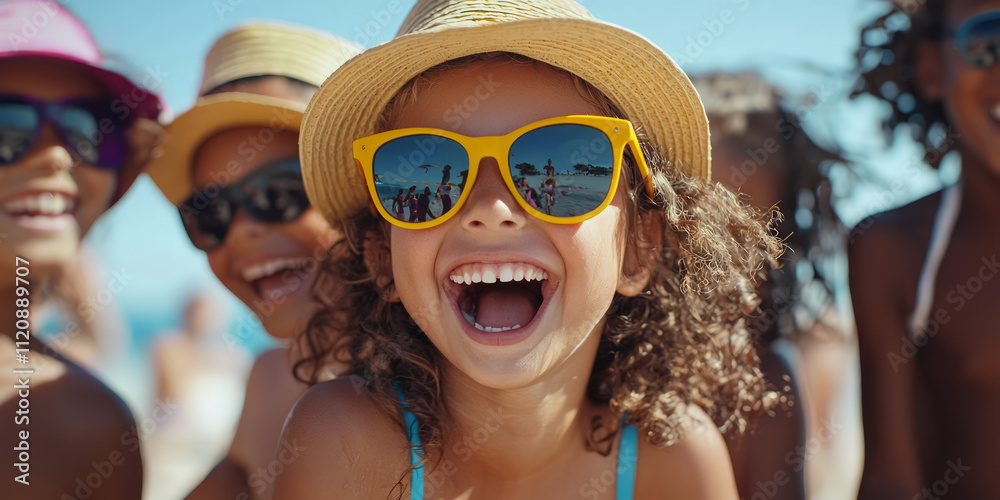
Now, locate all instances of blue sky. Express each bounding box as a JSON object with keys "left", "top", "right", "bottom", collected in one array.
[{"left": 66, "top": 0, "right": 945, "bottom": 338}]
